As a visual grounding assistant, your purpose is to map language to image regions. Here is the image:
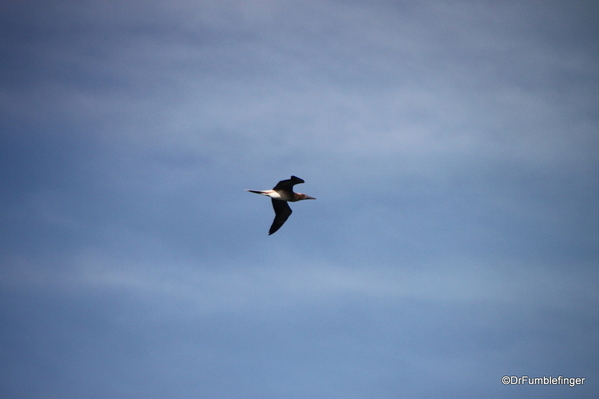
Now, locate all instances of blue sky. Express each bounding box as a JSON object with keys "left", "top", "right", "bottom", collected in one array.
[{"left": 1, "top": 1, "right": 598, "bottom": 398}]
